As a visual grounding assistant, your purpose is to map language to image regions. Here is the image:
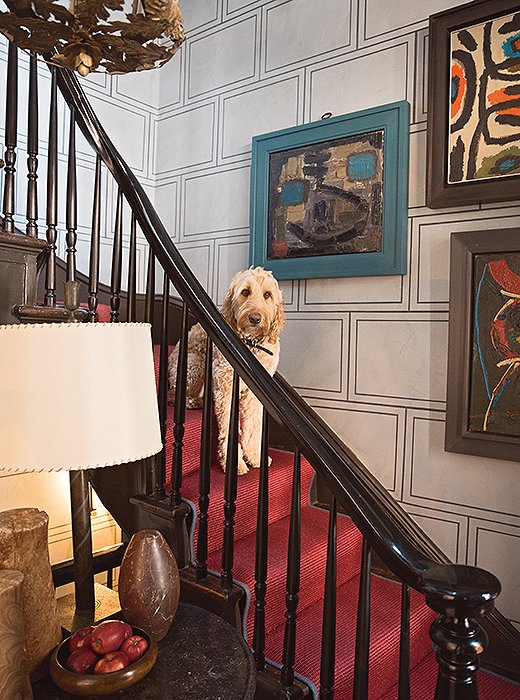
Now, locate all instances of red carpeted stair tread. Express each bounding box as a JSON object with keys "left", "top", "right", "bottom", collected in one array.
[
  {"left": 380, "top": 649, "right": 520, "bottom": 700},
  {"left": 155, "top": 374, "right": 519, "bottom": 699},
  {"left": 180, "top": 449, "right": 316, "bottom": 557},
  {"left": 263, "top": 574, "right": 436, "bottom": 699},
  {"left": 207, "top": 504, "right": 363, "bottom": 641}
]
